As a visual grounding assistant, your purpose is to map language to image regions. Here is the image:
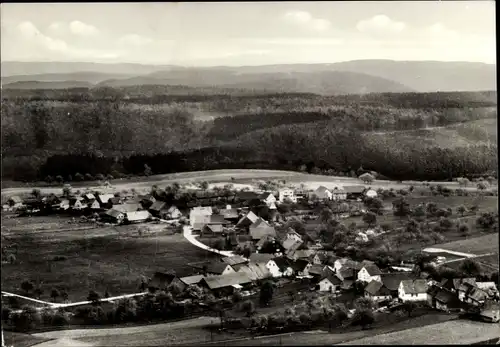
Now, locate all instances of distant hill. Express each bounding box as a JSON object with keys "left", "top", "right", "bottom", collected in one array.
[
  {"left": 1, "top": 60, "right": 496, "bottom": 93},
  {"left": 2, "top": 80, "right": 93, "bottom": 90},
  {"left": 98, "top": 70, "right": 414, "bottom": 95}
]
